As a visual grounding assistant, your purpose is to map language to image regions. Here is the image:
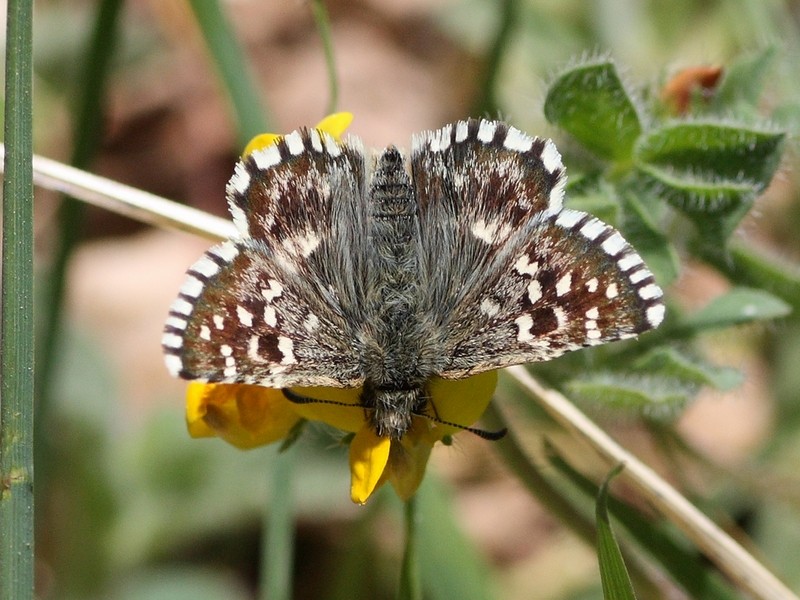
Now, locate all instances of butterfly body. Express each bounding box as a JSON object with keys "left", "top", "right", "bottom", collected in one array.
[{"left": 163, "top": 119, "right": 665, "bottom": 439}]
